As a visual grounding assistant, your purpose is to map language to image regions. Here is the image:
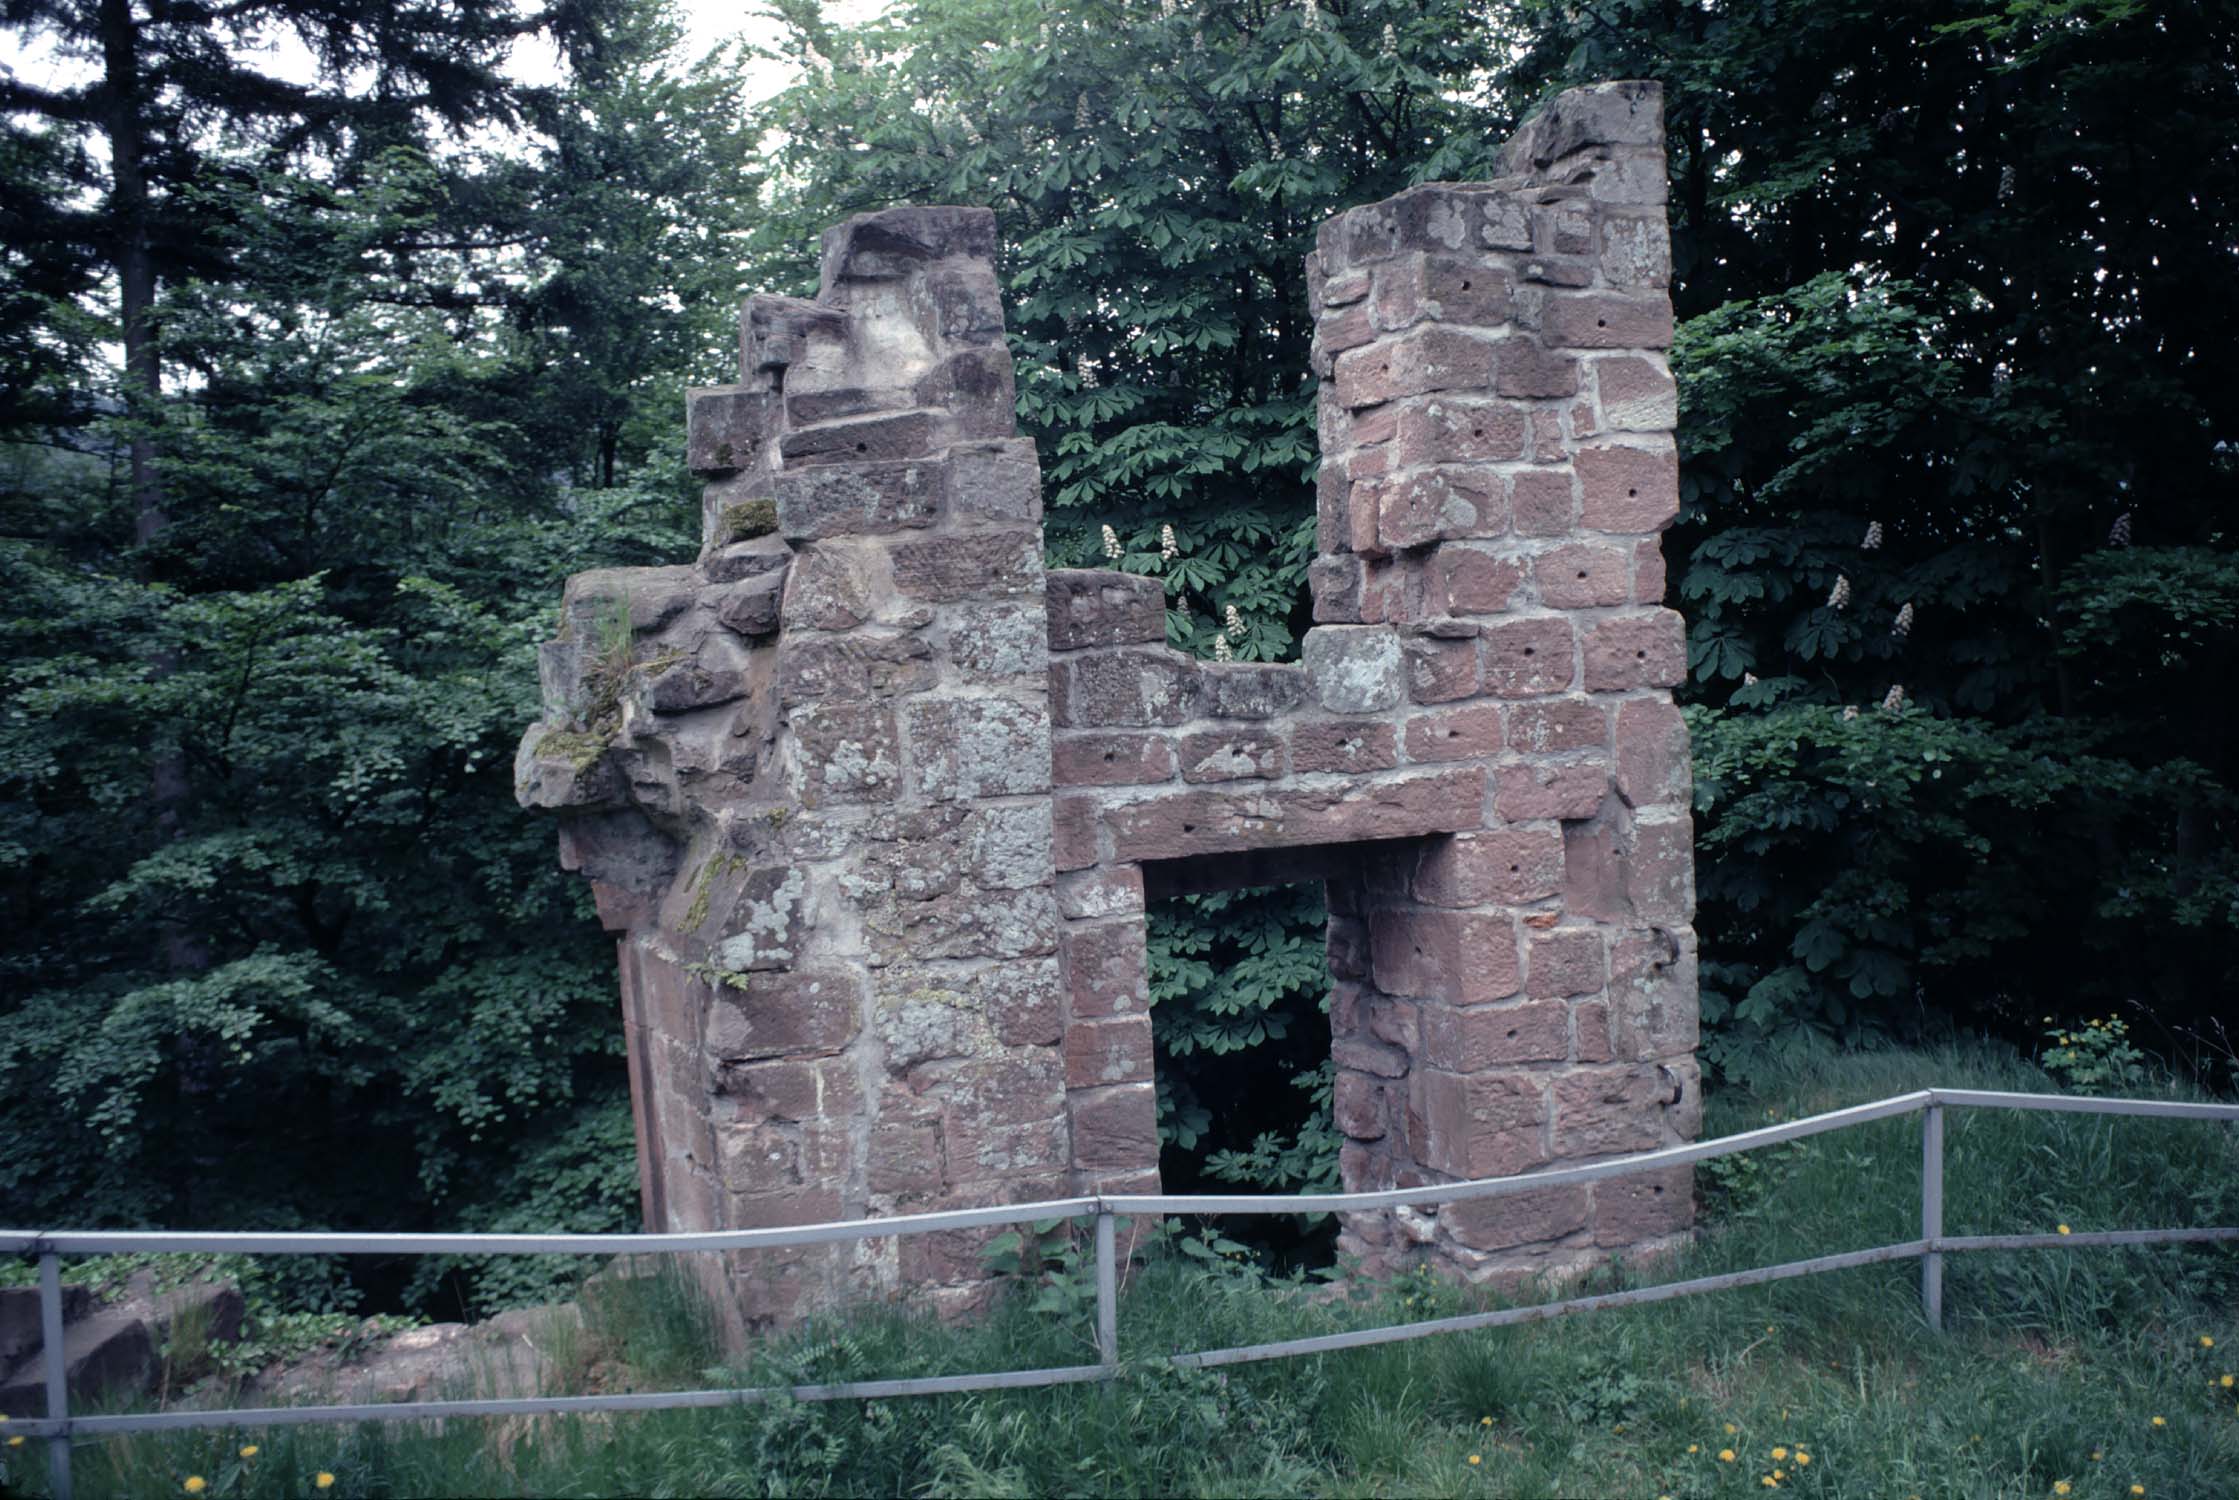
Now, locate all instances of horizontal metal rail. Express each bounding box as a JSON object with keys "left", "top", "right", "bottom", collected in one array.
[{"left": 7, "top": 1085, "right": 2234, "bottom": 1498}]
